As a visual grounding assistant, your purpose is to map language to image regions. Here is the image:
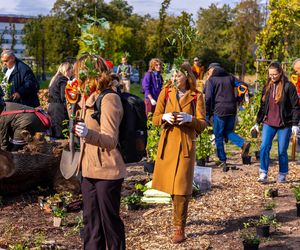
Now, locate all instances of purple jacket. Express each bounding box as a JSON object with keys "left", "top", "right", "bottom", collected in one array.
[{"left": 142, "top": 71, "right": 163, "bottom": 101}]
